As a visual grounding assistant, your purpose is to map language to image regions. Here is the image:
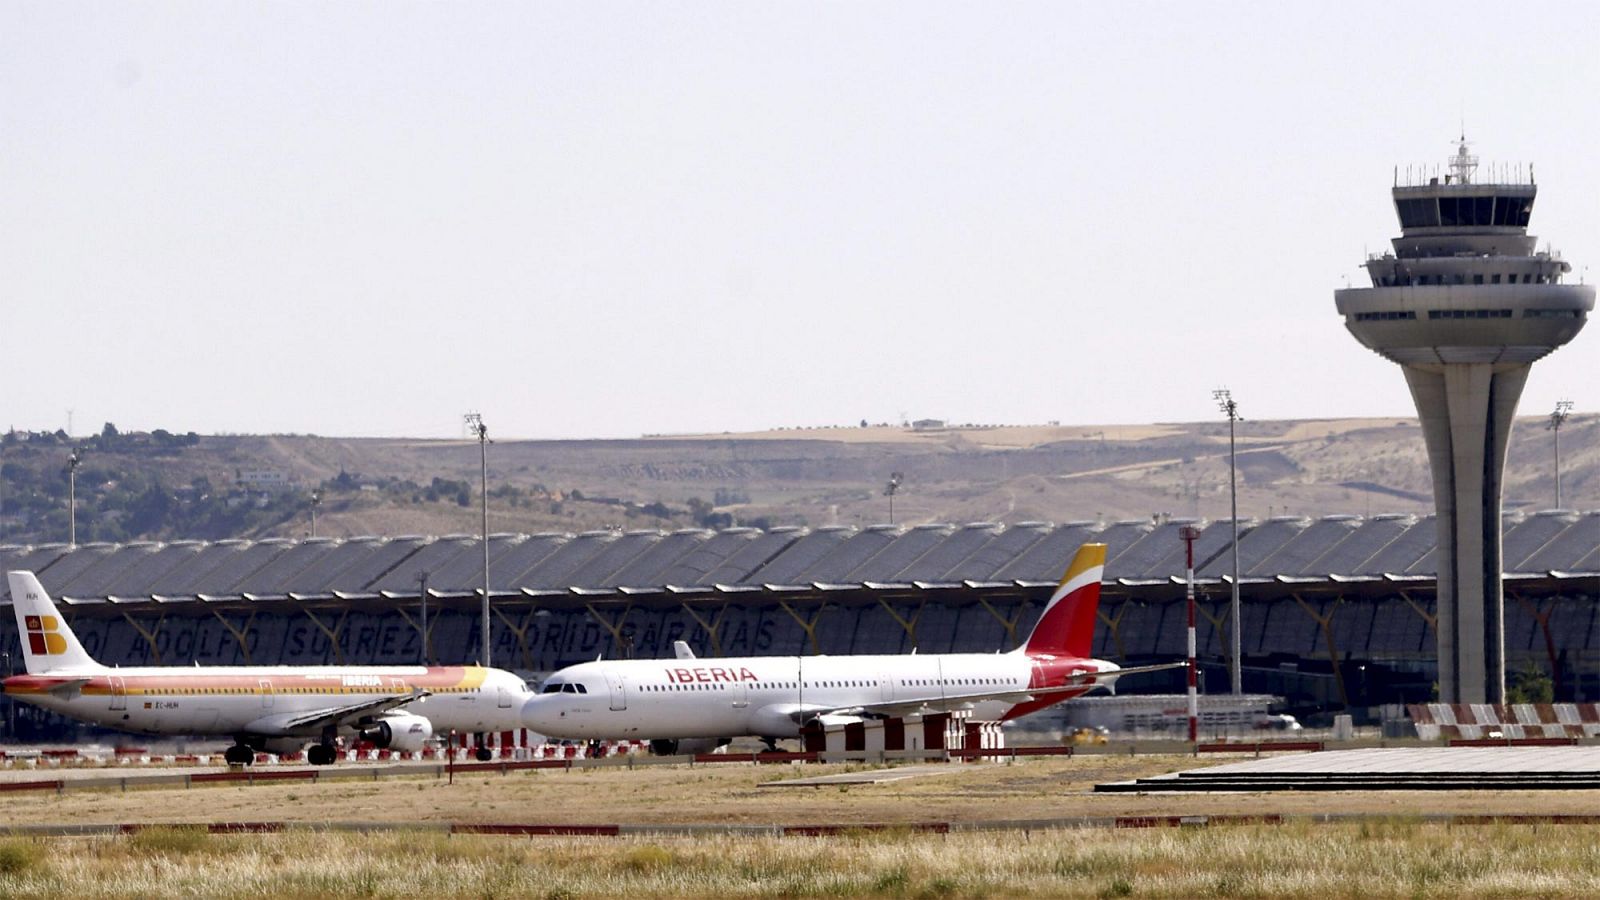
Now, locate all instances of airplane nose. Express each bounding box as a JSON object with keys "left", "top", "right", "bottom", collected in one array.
[{"left": 521, "top": 695, "right": 558, "bottom": 730}]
